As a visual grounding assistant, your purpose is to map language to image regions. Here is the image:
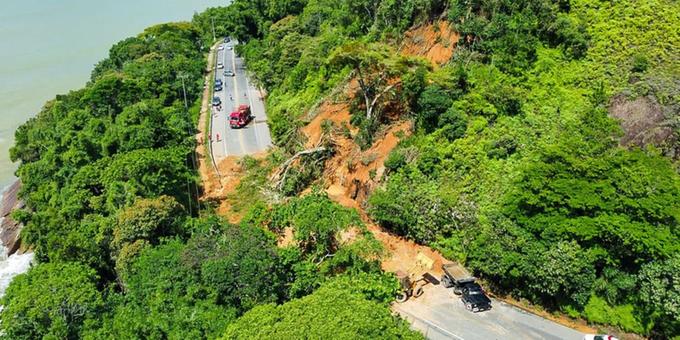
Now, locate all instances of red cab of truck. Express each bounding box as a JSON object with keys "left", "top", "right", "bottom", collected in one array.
[{"left": 229, "top": 104, "right": 252, "bottom": 128}]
